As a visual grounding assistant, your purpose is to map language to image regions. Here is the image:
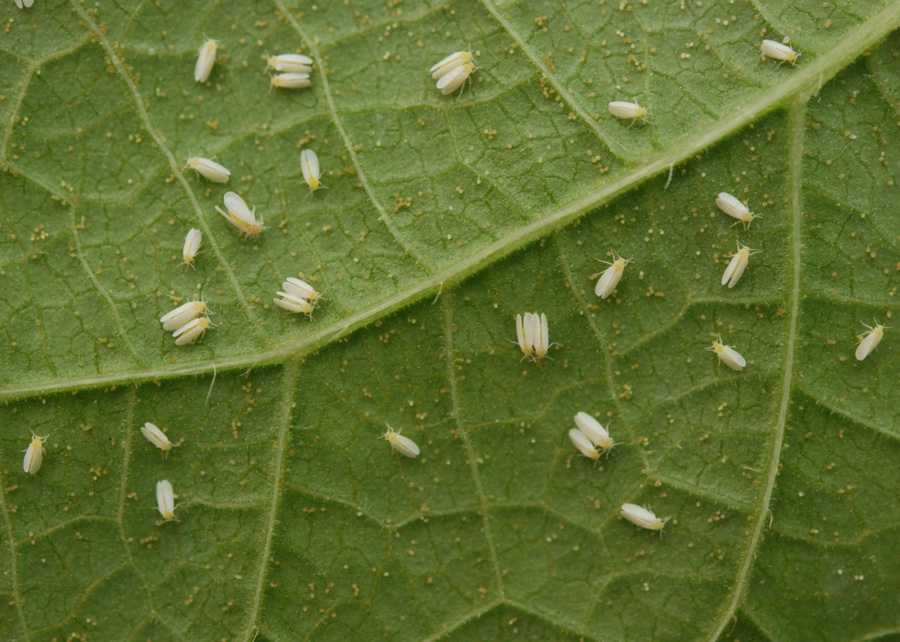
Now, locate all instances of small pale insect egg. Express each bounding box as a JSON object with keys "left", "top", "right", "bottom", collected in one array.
[
  {"left": 430, "top": 51, "right": 474, "bottom": 79},
  {"left": 187, "top": 157, "right": 230, "bottom": 183},
  {"left": 436, "top": 63, "right": 475, "bottom": 95},
  {"left": 568, "top": 428, "right": 600, "bottom": 461},
  {"left": 574, "top": 412, "right": 614, "bottom": 452},
  {"left": 721, "top": 243, "right": 755, "bottom": 289},
  {"left": 216, "top": 191, "right": 263, "bottom": 235},
  {"left": 271, "top": 73, "right": 312, "bottom": 89},
  {"left": 382, "top": 425, "right": 420, "bottom": 458},
  {"left": 711, "top": 336, "right": 747, "bottom": 371},
  {"left": 15, "top": 0, "right": 35, "bottom": 9},
  {"left": 23, "top": 432, "right": 48, "bottom": 475},
  {"left": 156, "top": 480, "right": 177, "bottom": 522},
  {"left": 160, "top": 300, "right": 207, "bottom": 331},
  {"left": 300, "top": 149, "right": 322, "bottom": 192},
  {"left": 595, "top": 252, "right": 629, "bottom": 299},
  {"left": 141, "top": 422, "right": 173, "bottom": 453},
  {"left": 172, "top": 317, "right": 211, "bottom": 346},
  {"left": 608, "top": 101, "right": 648, "bottom": 122},
  {"left": 182, "top": 228, "right": 203, "bottom": 267},
  {"left": 194, "top": 38, "right": 219, "bottom": 83},
  {"left": 620, "top": 503, "right": 668, "bottom": 532},
  {"left": 855, "top": 323, "right": 885, "bottom": 361},
  {"left": 761, "top": 39, "right": 799, "bottom": 64},
  {"left": 267, "top": 53, "right": 313, "bottom": 73}
]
